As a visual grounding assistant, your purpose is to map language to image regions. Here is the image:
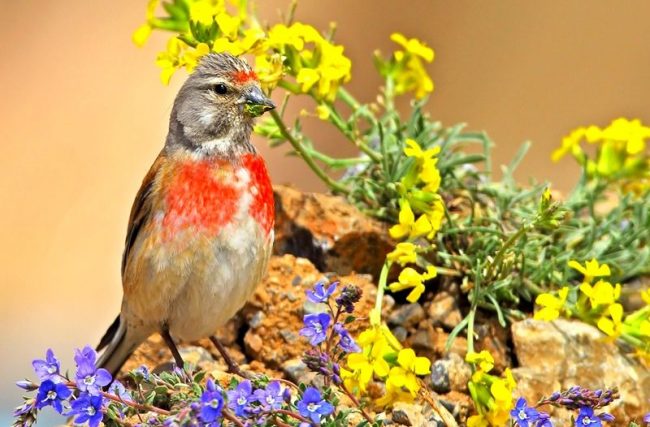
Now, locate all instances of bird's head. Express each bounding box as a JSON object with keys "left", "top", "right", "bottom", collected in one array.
[{"left": 168, "top": 52, "right": 275, "bottom": 156}]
